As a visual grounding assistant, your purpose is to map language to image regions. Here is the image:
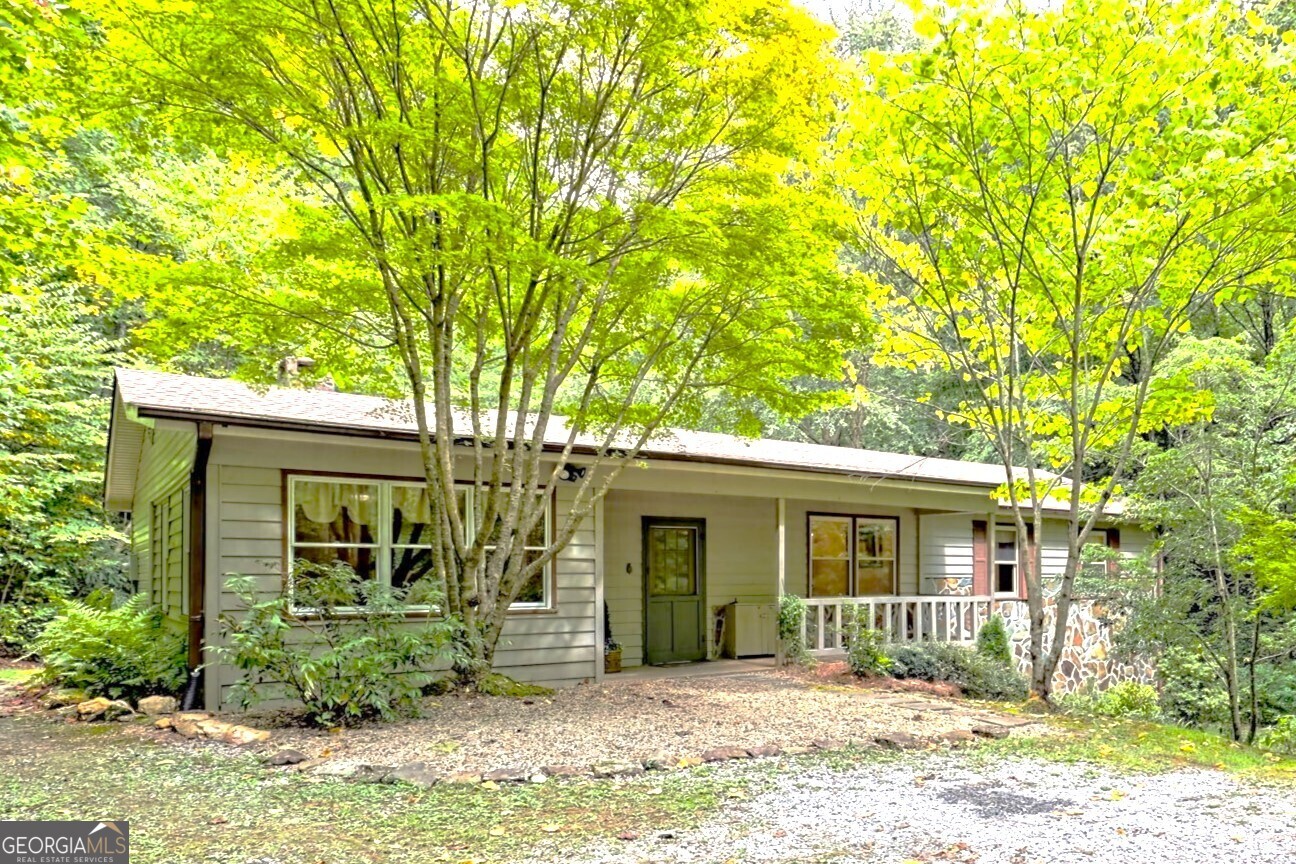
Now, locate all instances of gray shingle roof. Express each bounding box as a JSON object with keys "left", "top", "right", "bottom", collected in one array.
[{"left": 112, "top": 367, "right": 1051, "bottom": 491}]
